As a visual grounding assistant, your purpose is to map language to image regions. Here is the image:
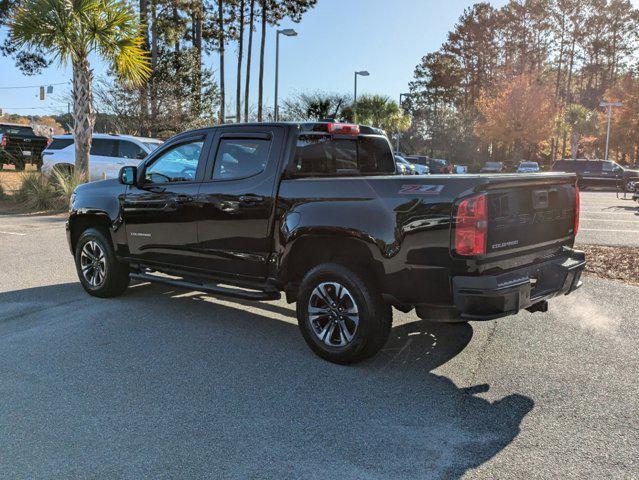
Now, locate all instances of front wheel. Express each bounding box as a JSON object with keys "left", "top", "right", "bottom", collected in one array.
[
  {"left": 75, "top": 228, "right": 130, "bottom": 298},
  {"left": 296, "top": 263, "right": 392, "bottom": 364}
]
